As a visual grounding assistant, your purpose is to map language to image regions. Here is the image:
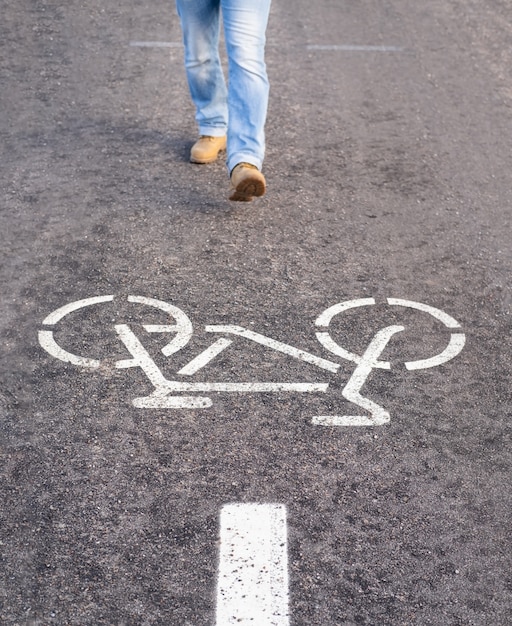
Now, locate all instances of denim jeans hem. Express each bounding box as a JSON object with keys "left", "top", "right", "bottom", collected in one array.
[
  {"left": 228, "top": 154, "right": 262, "bottom": 174},
  {"left": 198, "top": 126, "right": 227, "bottom": 137}
]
